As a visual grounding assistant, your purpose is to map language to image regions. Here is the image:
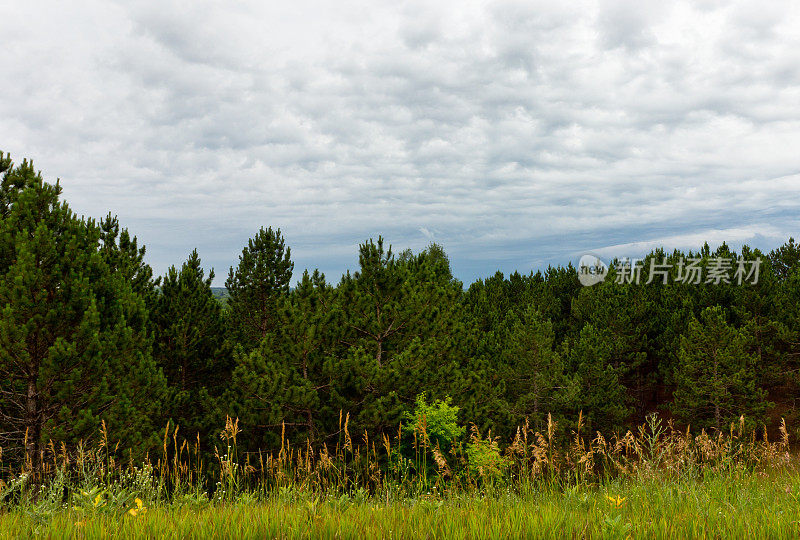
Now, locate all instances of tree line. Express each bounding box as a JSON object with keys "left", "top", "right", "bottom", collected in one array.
[{"left": 1, "top": 153, "right": 799, "bottom": 470}]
